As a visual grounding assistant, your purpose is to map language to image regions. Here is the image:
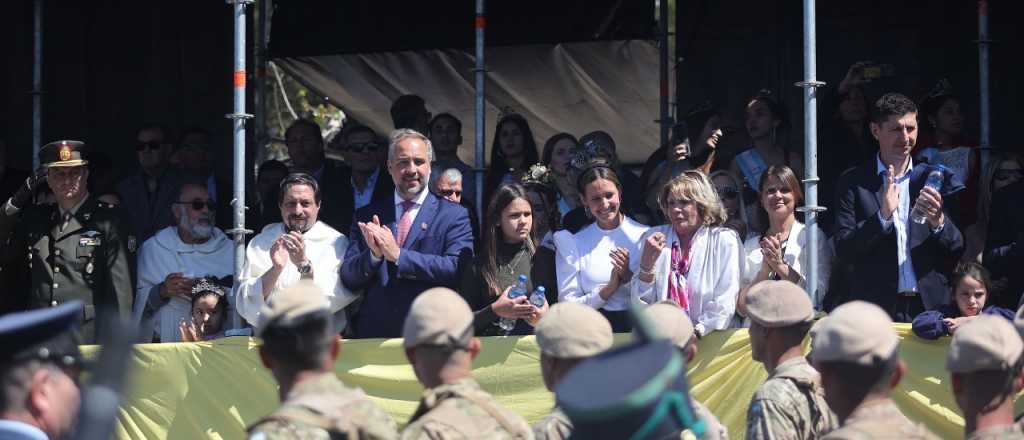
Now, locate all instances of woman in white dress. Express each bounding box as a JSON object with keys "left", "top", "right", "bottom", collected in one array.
[
  {"left": 737, "top": 165, "right": 831, "bottom": 314},
  {"left": 632, "top": 171, "right": 743, "bottom": 337},
  {"left": 555, "top": 160, "right": 648, "bottom": 332}
]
